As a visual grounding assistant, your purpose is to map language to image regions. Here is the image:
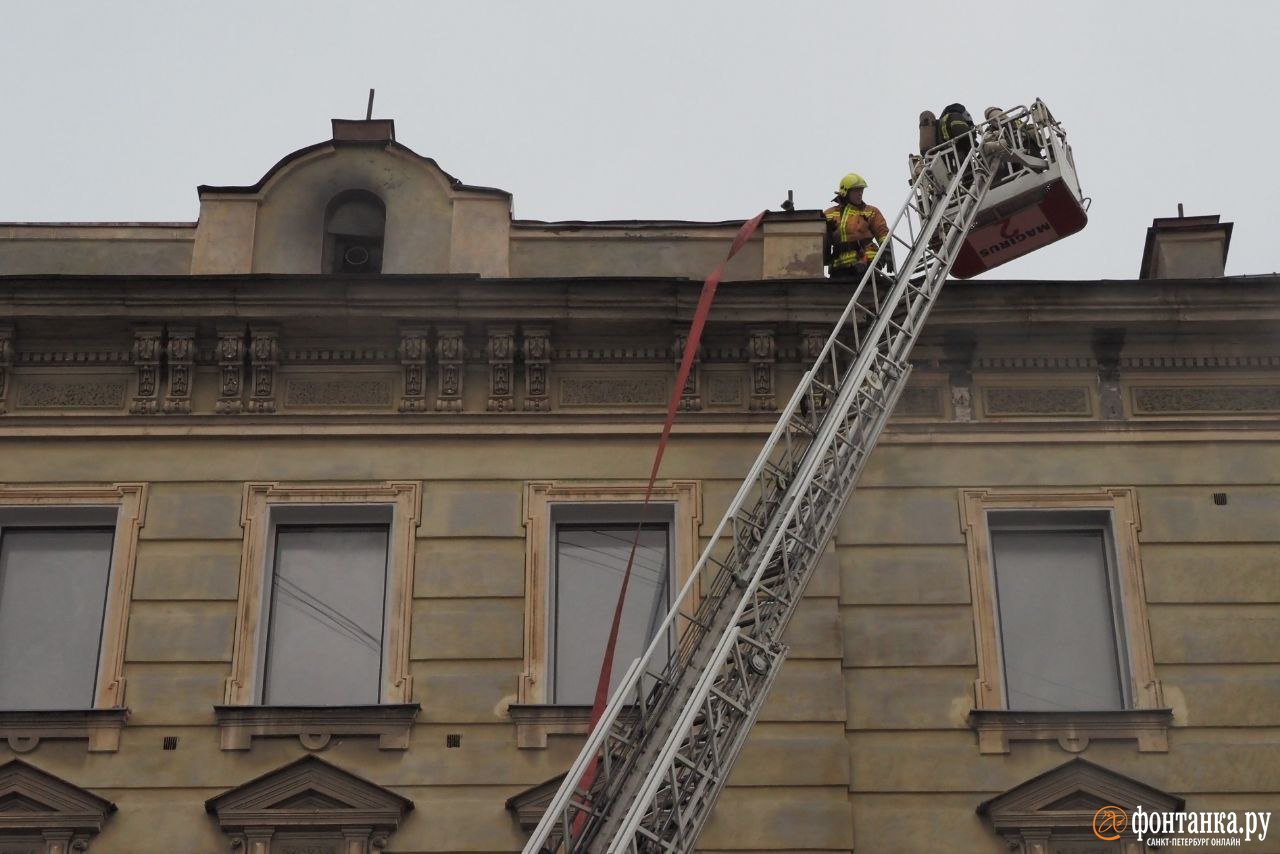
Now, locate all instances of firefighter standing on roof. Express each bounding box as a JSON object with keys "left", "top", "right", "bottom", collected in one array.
[{"left": 824, "top": 173, "right": 889, "bottom": 280}]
